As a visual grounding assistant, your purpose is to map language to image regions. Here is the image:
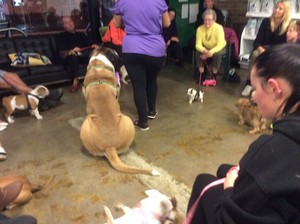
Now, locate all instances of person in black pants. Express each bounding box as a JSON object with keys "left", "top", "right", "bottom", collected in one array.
[
  {"left": 56, "top": 16, "right": 99, "bottom": 93},
  {"left": 163, "top": 8, "right": 184, "bottom": 67}
]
